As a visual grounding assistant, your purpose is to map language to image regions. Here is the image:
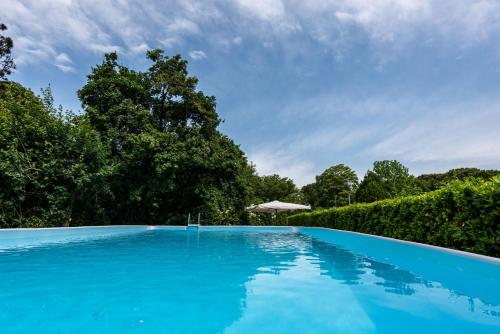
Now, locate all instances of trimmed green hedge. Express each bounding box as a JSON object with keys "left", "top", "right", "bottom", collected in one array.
[{"left": 288, "top": 177, "right": 500, "bottom": 257}]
